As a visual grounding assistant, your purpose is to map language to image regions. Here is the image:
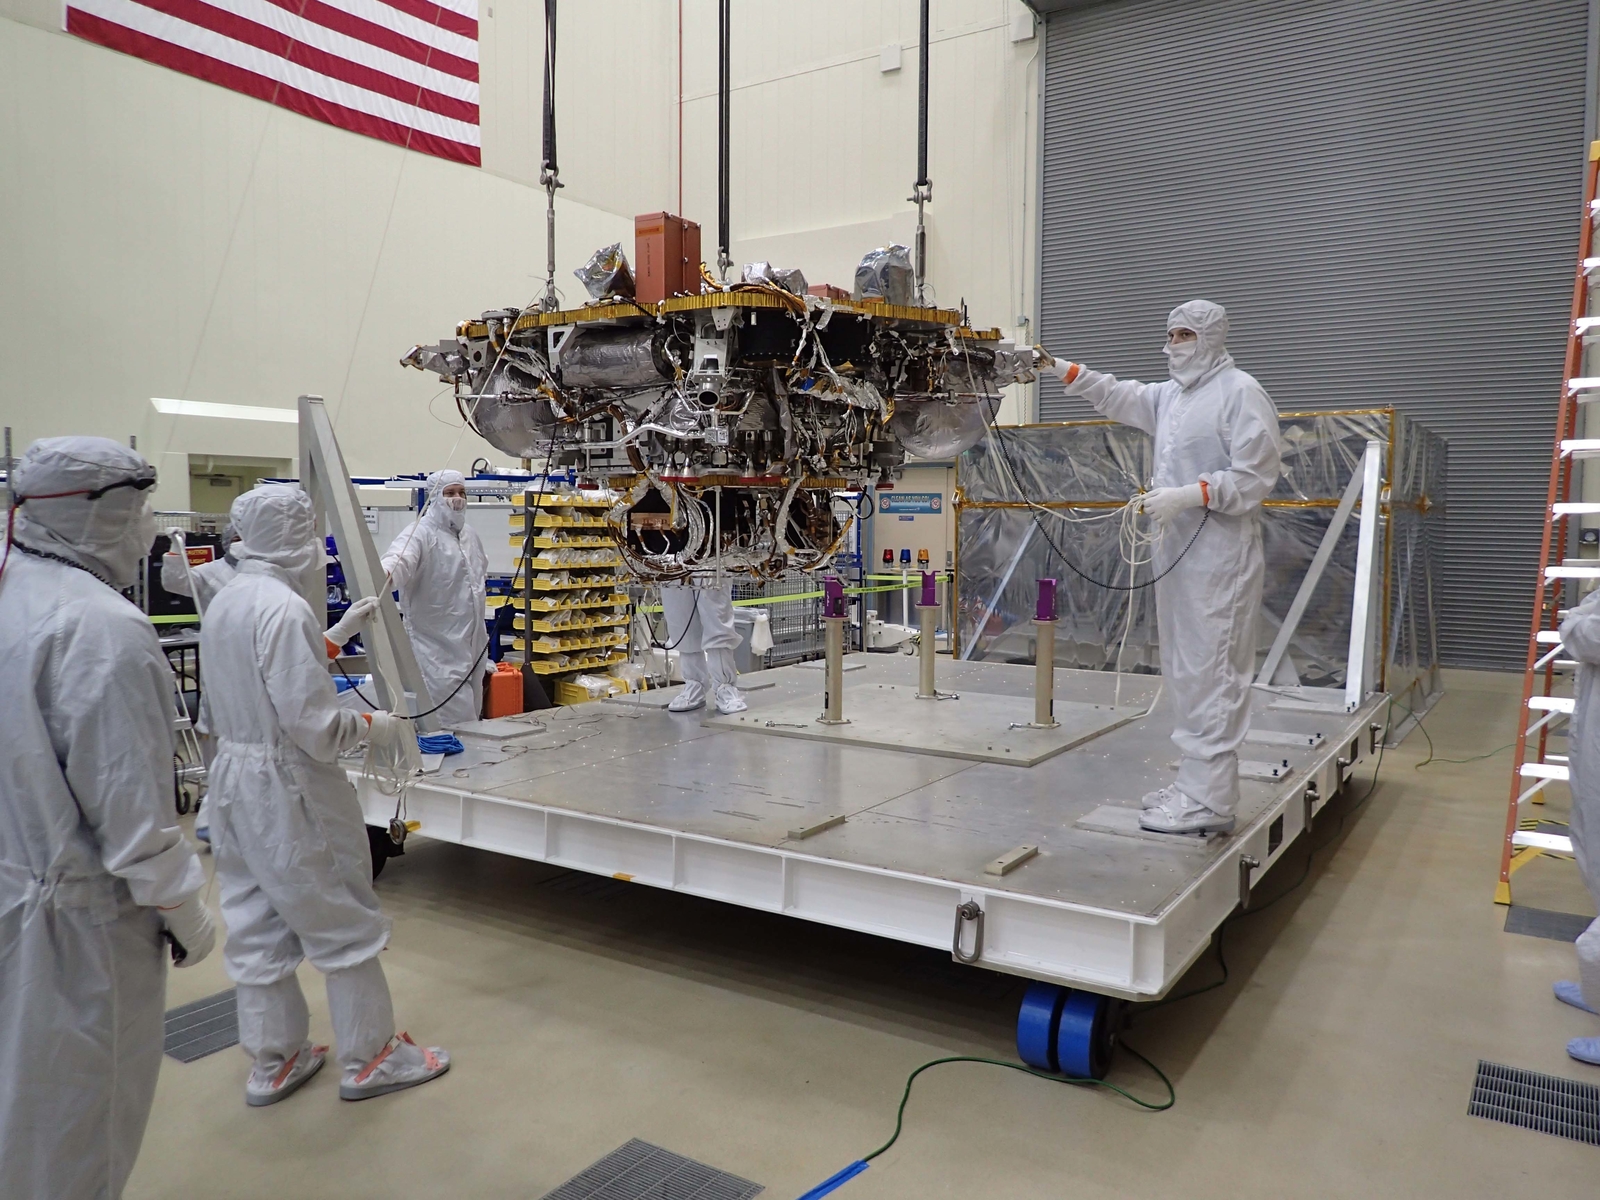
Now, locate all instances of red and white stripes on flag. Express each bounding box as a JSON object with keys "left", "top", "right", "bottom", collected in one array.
[{"left": 66, "top": 0, "right": 480, "bottom": 166}]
